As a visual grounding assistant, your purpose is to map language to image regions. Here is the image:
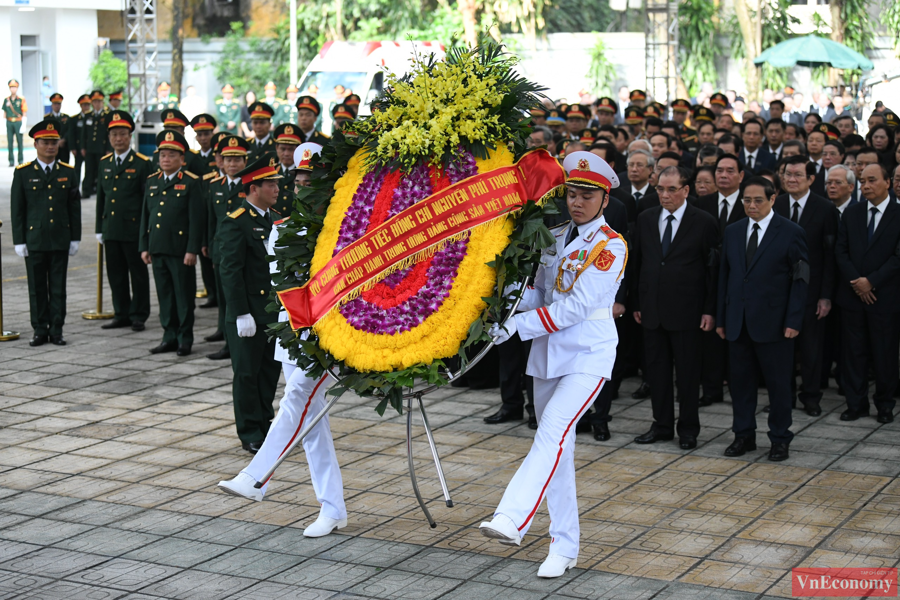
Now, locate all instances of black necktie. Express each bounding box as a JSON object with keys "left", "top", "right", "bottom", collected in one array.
[
  {"left": 229, "top": 181, "right": 236, "bottom": 192},
  {"left": 634, "top": 191, "right": 643, "bottom": 204},
  {"left": 747, "top": 154, "right": 754, "bottom": 171},
  {"left": 44, "top": 166, "right": 51, "bottom": 176},
  {"left": 719, "top": 200, "right": 728, "bottom": 229},
  {"left": 746, "top": 223, "right": 760, "bottom": 268},
  {"left": 661, "top": 215, "right": 674, "bottom": 257},
  {"left": 565, "top": 225, "right": 579, "bottom": 246},
  {"left": 117, "top": 157, "right": 122, "bottom": 167},
  {"left": 791, "top": 201, "right": 800, "bottom": 223},
  {"left": 868, "top": 207, "right": 878, "bottom": 242}
]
